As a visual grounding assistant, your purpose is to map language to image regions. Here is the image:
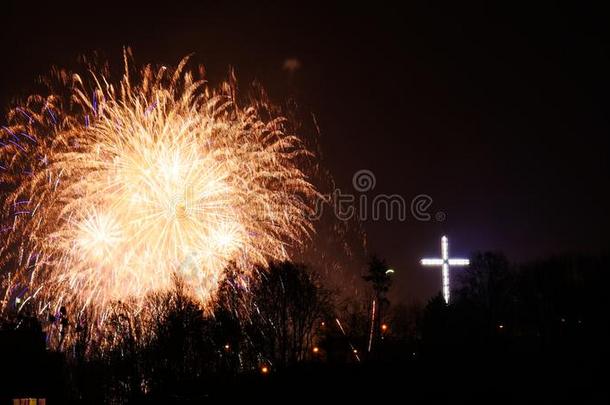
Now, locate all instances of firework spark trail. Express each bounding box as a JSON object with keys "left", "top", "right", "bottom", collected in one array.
[
  {"left": 335, "top": 318, "right": 361, "bottom": 362},
  {"left": 367, "top": 298, "right": 376, "bottom": 353},
  {"left": 0, "top": 51, "right": 318, "bottom": 344}
]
